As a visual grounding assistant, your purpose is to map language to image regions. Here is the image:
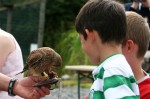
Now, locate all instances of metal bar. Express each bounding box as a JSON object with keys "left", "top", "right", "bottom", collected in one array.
[
  {"left": 77, "top": 71, "right": 94, "bottom": 99},
  {"left": 78, "top": 71, "right": 80, "bottom": 99},
  {"left": 80, "top": 72, "right": 93, "bottom": 81}
]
